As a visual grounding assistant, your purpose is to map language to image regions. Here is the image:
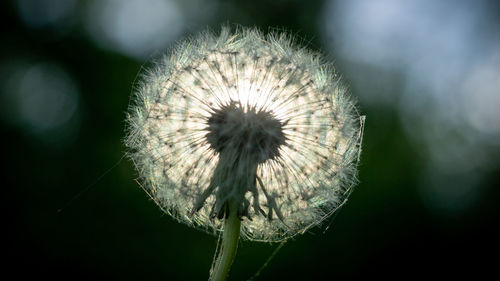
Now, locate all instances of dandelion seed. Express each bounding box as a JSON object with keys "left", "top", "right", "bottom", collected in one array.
[{"left": 125, "top": 26, "right": 364, "bottom": 243}]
